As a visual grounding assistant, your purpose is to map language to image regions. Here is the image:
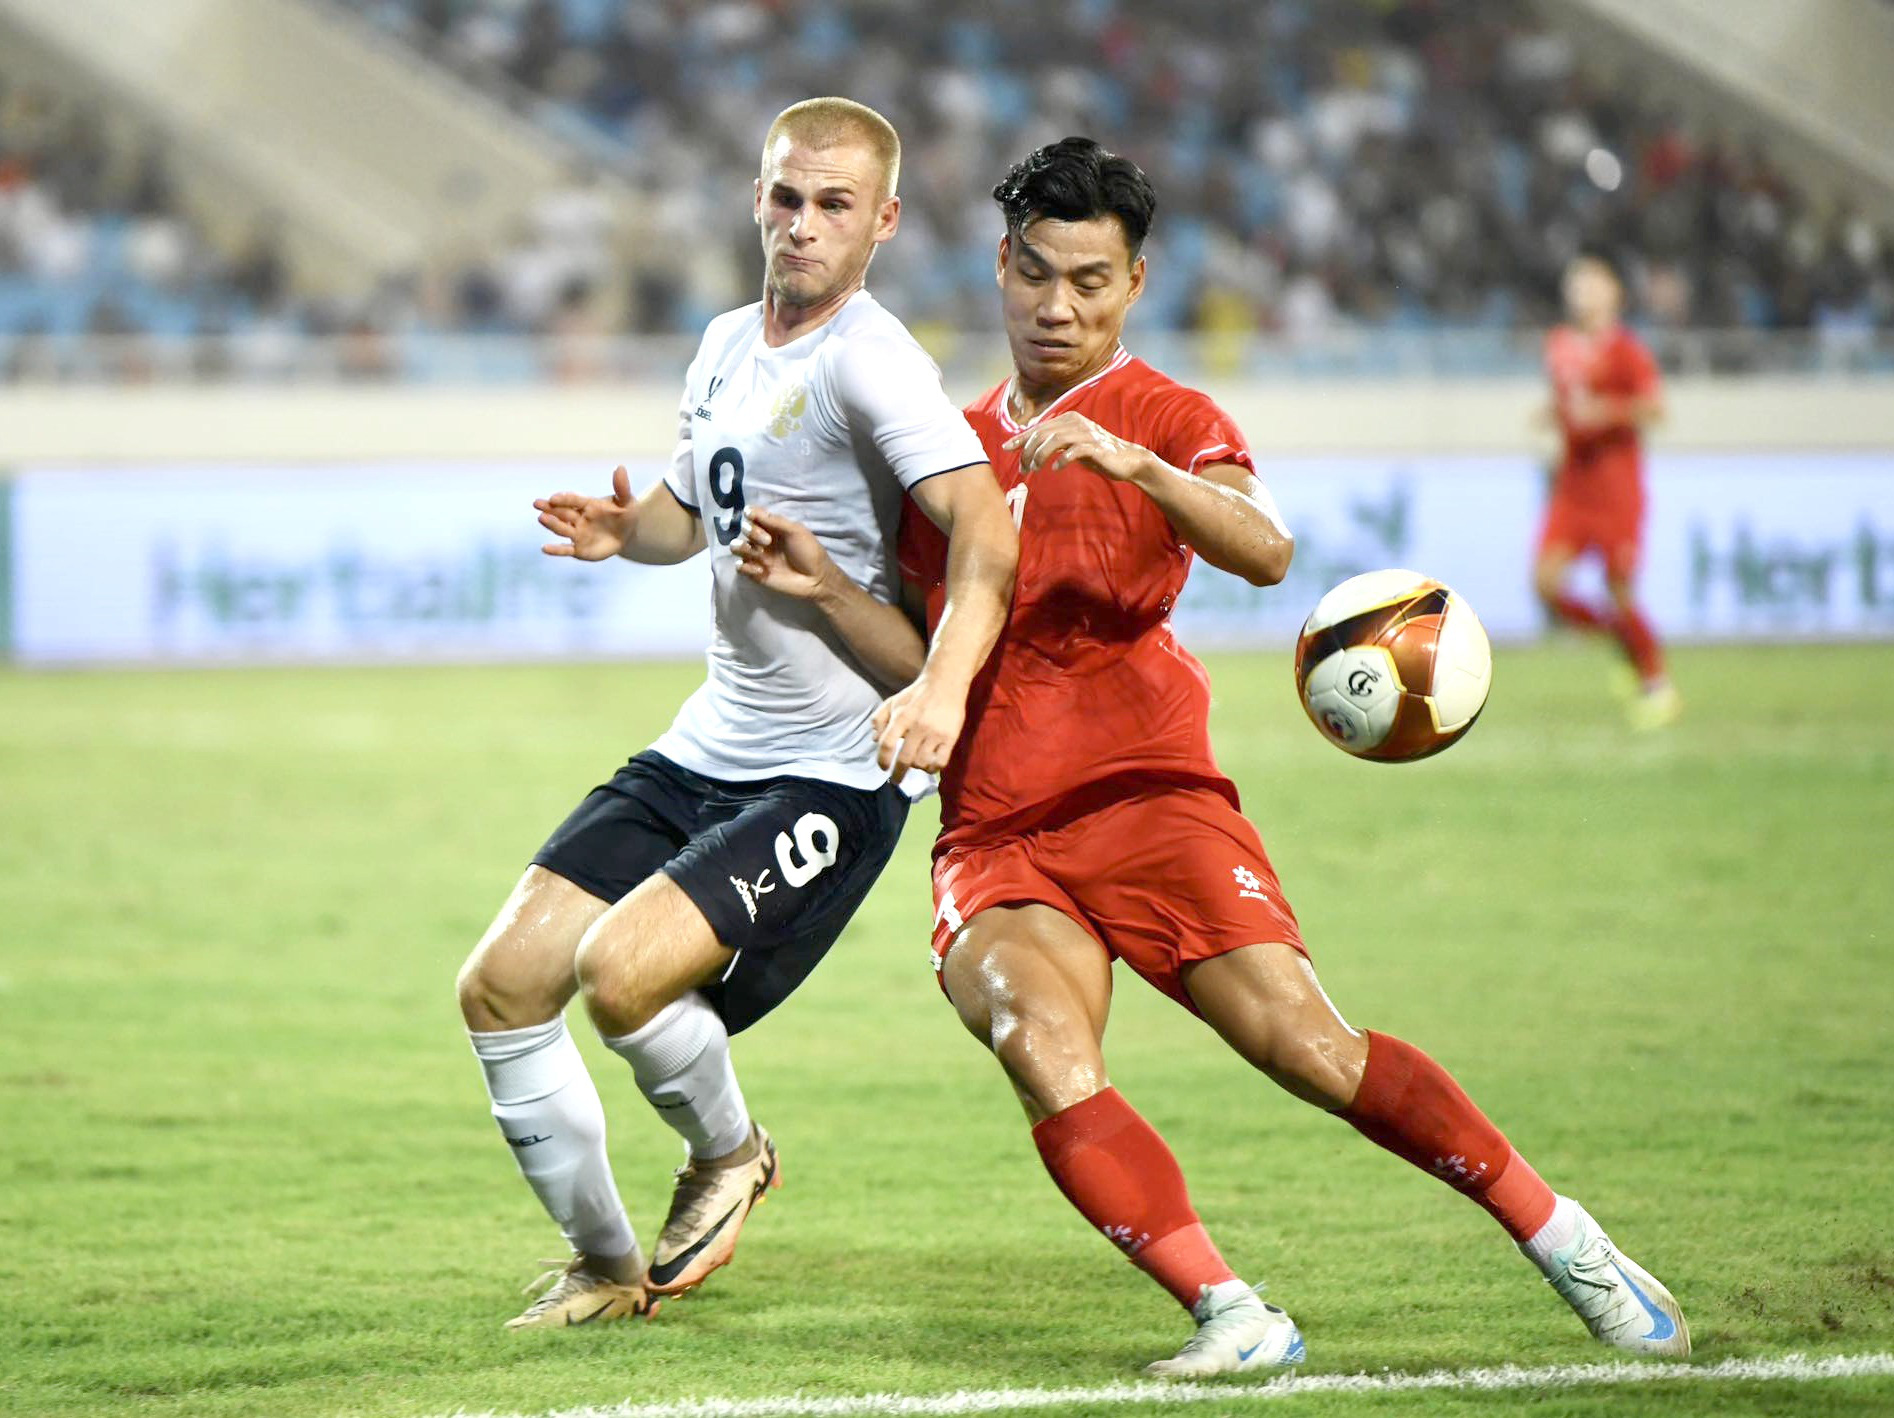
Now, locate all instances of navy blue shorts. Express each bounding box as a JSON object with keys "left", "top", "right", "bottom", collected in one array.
[{"left": 533, "top": 751, "right": 908, "bottom": 1033}]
